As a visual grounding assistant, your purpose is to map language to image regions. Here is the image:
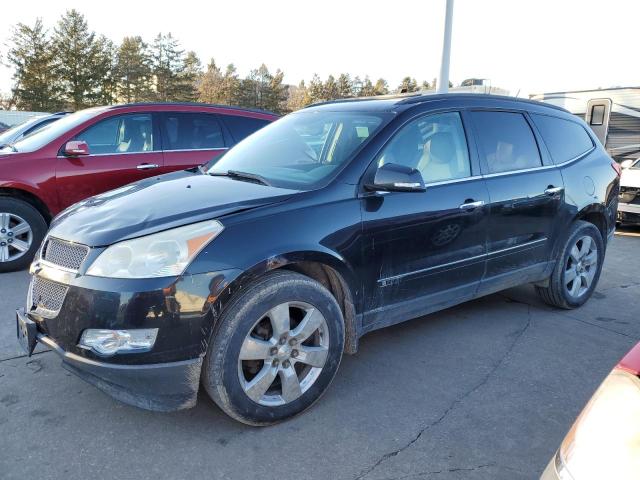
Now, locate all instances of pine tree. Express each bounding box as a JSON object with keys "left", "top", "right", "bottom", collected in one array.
[
  {"left": 374, "top": 78, "right": 389, "bottom": 96},
  {"left": 93, "top": 36, "right": 117, "bottom": 105},
  {"left": 307, "top": 74, "right": 324, "bottom": 103},
  {"left": 115, "top": 36, "right": 153, "bottom": 103},
  {"left": 150, "top": 33, "right": 185, "bottom": 101},
  {"left": 237, "top": 64, "right": 287, "bottom": 112},
  {"left": 397, "top": 77, "right": 419, "bottom": 93},
  {"left": 286, "top": 80, "right": 310, "bottom": 111},
  {"left": 336, "top": 74, "right": 352, "bottom": 99},
  {"left": 174, "top": 50, "right": 201, "bottom": 102},
  {"left": 7, "top": 19, "right": 62, "bottom": 111},
  {"left": 421, "top": 80, "right": 431, "bottom": 90},
  {"left": 52, "top": 10, "right": 109, "bottom": 109},
  {"left": 323, "top": 75, "right": 339, "bottom": 100},
  {"left": 360, "top": 76, "right": 375, "bottom": 96}
]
